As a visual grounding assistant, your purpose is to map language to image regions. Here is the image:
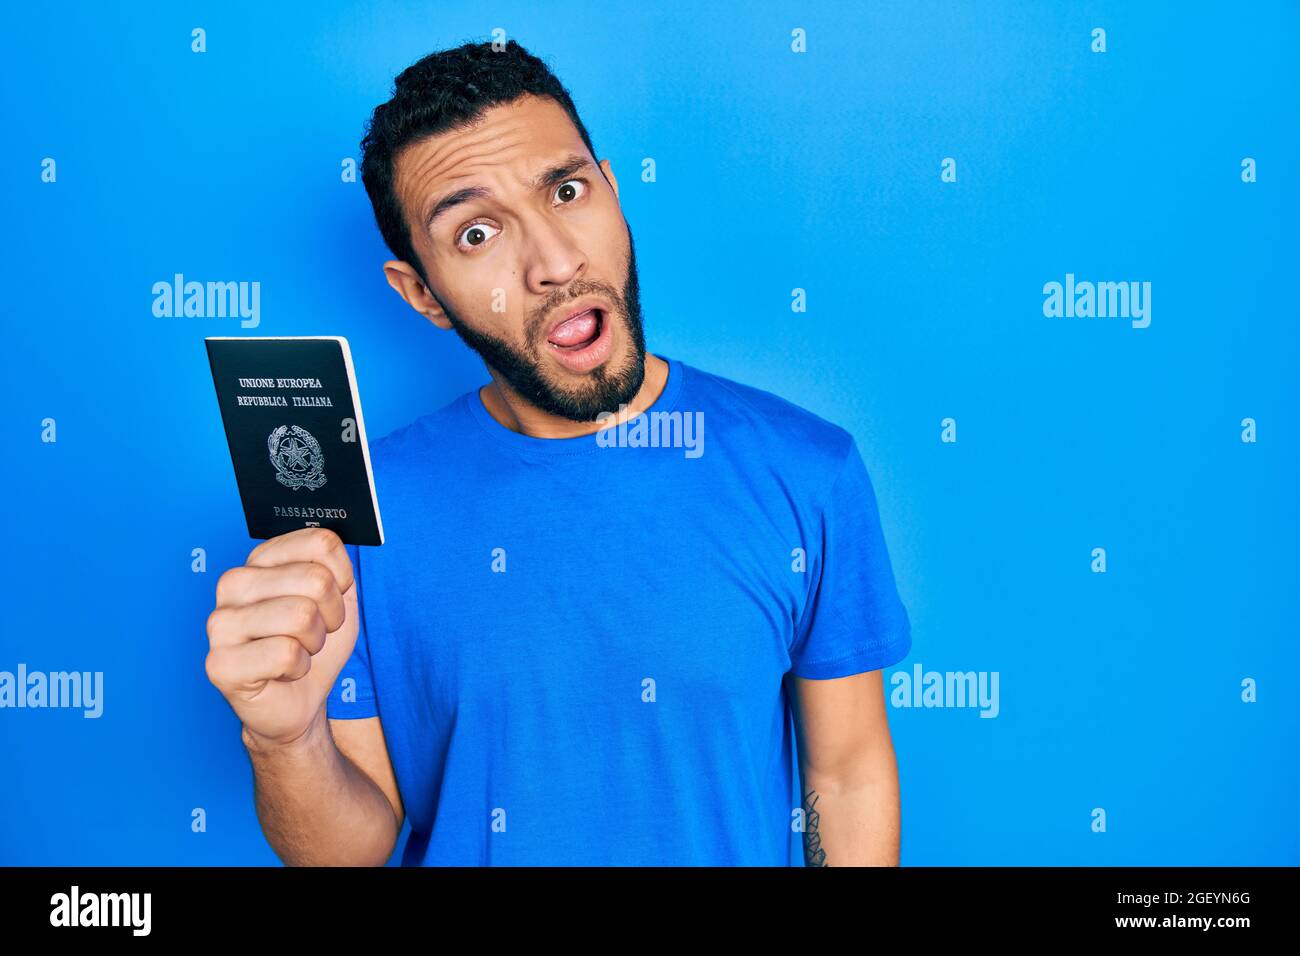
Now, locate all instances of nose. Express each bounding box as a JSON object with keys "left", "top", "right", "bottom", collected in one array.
[{"left": 521, "top": 211, "right": 586, "bottom": 294}]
